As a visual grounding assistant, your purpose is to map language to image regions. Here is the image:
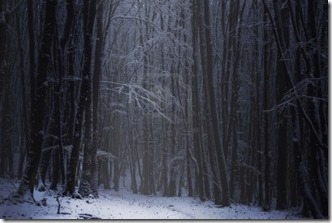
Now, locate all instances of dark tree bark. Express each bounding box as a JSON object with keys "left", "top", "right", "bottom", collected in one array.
[
  {"left": 52, "top": 0, "right": 75, "bottom": 190},
  {"left": 191, "top": 0, "right": 205, "bottom": 201},
  {"left": 0, "top": 88, "right": 12, "bottom": 177},
  {"left": 63, "top": 0, "right": 77, "bottom": 146},
  {"left": 0, "top": 0, "right": 12, "bottom": 176},
  {"left": 262, "top": 5, "right": 271, "bottom": 211},
  {"left": 168, "top": 68, "right": 177, "bottom": 197},
  {"left": 305, "top": 1, "right": 328, "bottom": 217},
  {"left": 27, "top": 0, "right": 36, "bottom": 97},
  {"left": 78, "top": 0, "right": 96, "bottom": 197},
  {"left": 202, "top": 0, "right": 230, "bottom": 206},
  {"left": 15, "top": 10, "right": 29, "bottom": 179},
  {"left": 112, "top": 122, "right": 120, "bottom": 191},
  {"left": 273, "top": 0, "right": 290, "bottom": 210},
  {"left": 60, "top": 0, "right": 75, "bottom": 50},
  {"left": 139, "top": 7, "right": 155, "bottom": 195},
  {"left": 65, "top": 0, "right": 95, "bottom": 196},
  {"left": 17, "top": 0, "right": 57, "bottom": 198},
  {"left": 89, "top": 1, "right": 104, "bottom": 197},
  {"left": 0, "top": 0, "right": 5, "bottom": 84},
  {"left": 38, "top": 122, "right": 55, "bottom": 190}
]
